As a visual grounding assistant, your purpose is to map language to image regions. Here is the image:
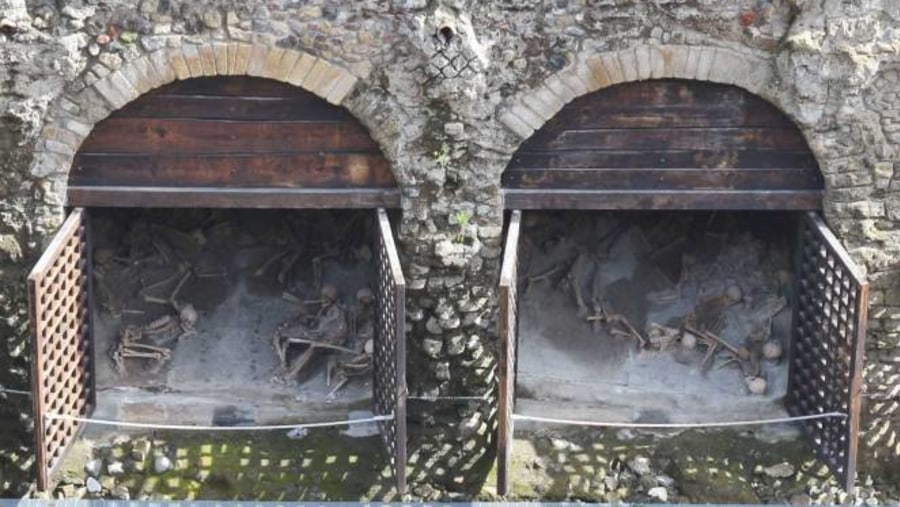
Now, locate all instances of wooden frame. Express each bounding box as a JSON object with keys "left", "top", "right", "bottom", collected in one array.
[
  {"left": 373, "top": 208, "right": 408, "bottom": 494},
  {"left": 497, "top": 210, "right": 521, "bottom": 496},
  {"left": 28, "top": 208, "right": 94, "bottom": 491},
  {"left": 787, "top": 211, "right": 868, "bottom": 491},
  {"left": 68, "top": 186, "right": 401, "bottom": 209},
  {"left": 502, "top": 189, "right": 823, "bottom": 211}
]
